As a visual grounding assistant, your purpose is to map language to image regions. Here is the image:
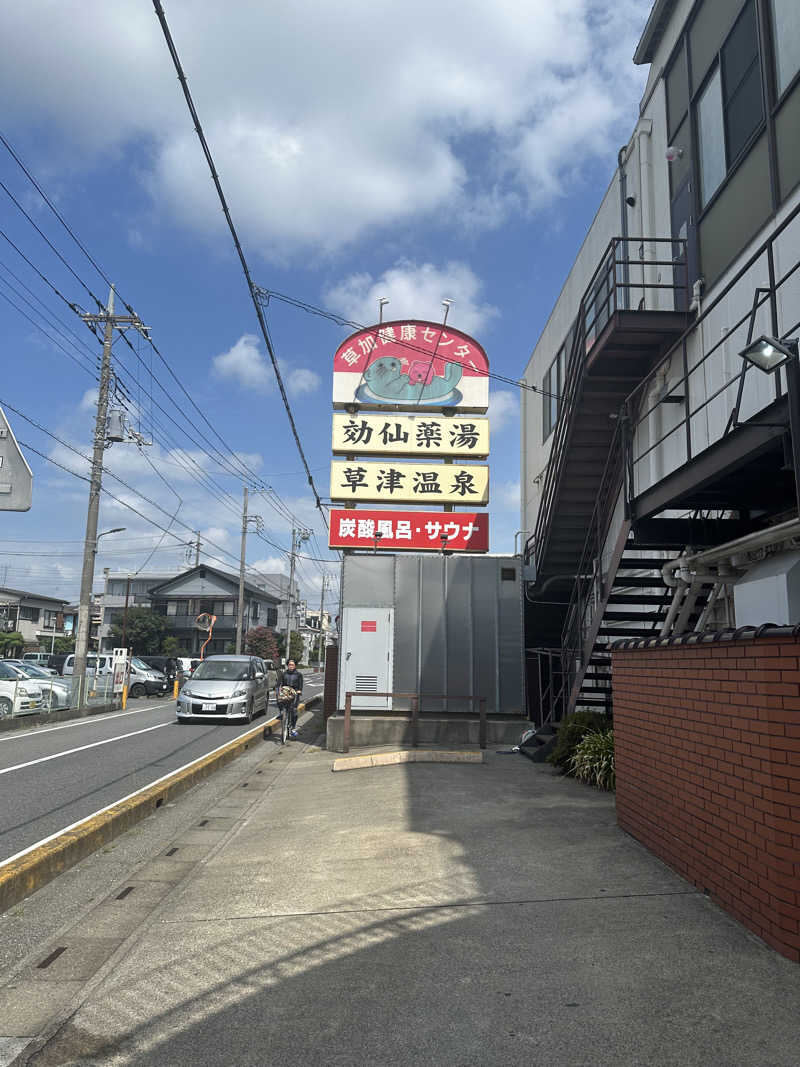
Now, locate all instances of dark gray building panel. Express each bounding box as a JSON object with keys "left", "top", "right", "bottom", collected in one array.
[
  {"left": 342, "top": 553, "right": 395, "bottom": 606},
  {"left": 341, "top": 553, "right": 524, "bottom": 716},
  {"left": 419, "top": 555, "right": 447, "bottom": 712},
  {"left": 393, "top": 555, "right": 419, "bottom": 711}
]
